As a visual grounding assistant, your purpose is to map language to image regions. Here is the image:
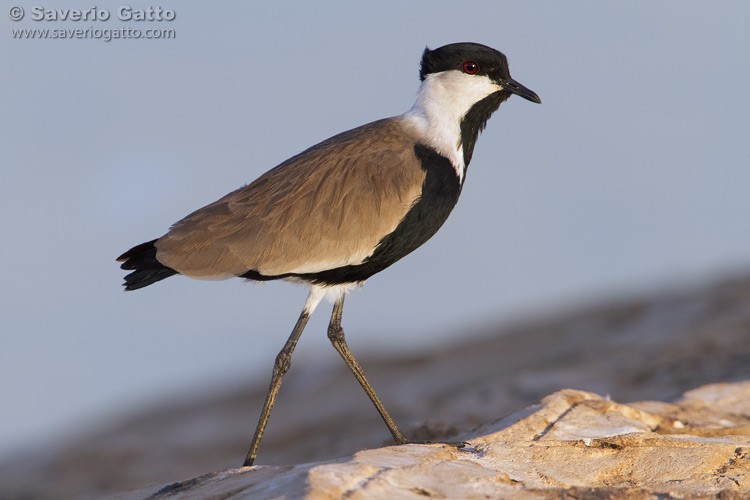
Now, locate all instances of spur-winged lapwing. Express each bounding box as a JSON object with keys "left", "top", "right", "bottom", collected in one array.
[{"left": 118, "top": 42, "right": 540, "bottom": 466}]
